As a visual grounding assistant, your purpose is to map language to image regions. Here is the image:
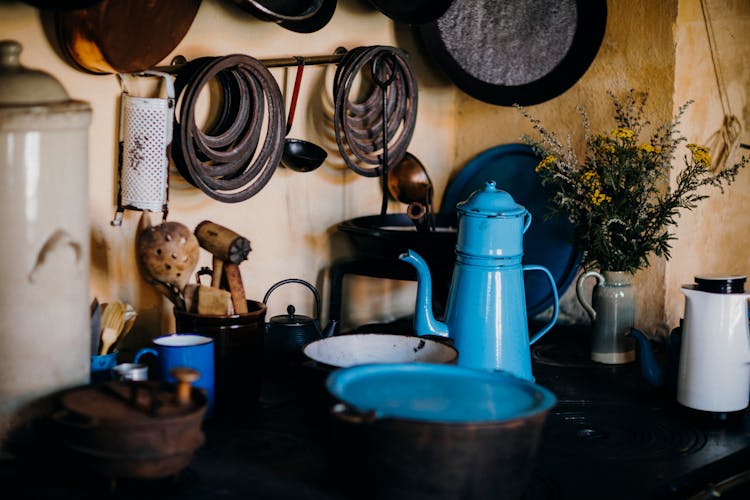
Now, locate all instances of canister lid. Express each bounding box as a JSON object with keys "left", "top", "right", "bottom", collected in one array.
[
  {"left": 456, "top": 180, "right": 526, "bottom": 216},
  {"left": 0, "top": 40, "right": 70, "bottom": 106},
  {"left": 694, "top": 275, "right": 746, "bottom": 294}
]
